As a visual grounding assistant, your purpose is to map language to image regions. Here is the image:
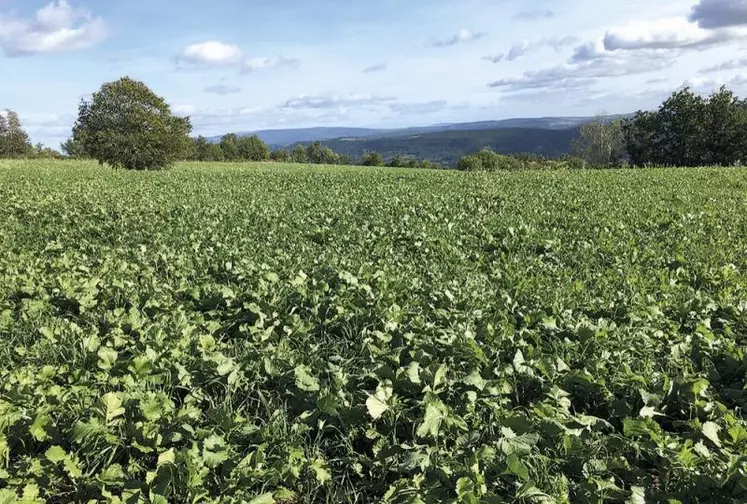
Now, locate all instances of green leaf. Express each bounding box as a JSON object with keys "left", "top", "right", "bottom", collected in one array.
[
  {"left": 627, "top": 486, "right": 646, "bottom": 504},
  {"left": 515, "top": 484, "right": 550, "bottom": 500},
  {"left": 433, "top": 364, "right": 448, "bottom": 390},
  {"left": 63, "top": 456, "right": 83, "bottom": 479},
  {"left": 463, "top": 369, "right": 486, "bottom": 391},
  {"left": 100, "top": 392, "right": 125, "bottom": 422},
  {"left": 702, "top": 421, "right": 721, "bottom": 447},
  {"left": 140, "top": 396, "right": 163, "bottom": 422},
  {"left": 203, "top": 434, "right": 229, "bottom": 468},
  {"left": 639, "top": 406, "right": 663, "bottom": 419},
  {"left": 456, "top": 477, "right": 479, "bottom": 504},
  {"left": 416, "top": 398, "right": 448, "bottom": 438},
  {"left": 366, "top": 381, "right": 393, "bottom": 420},
  {"left": 294, "top": 365, "right": 320, "bottom": 392},
  {"left": 0, "top": 489, "right": 18, "bottom": 504},
  {"left": 97, "top": 347, "right": 118, "bottom": 370},
  {"left": 29, "top": 414, "right": 51, "bottom": 442},
  {"left": 623, "top": 418, "right": 660, "bottom": 440},
  {"left": 506, "top": 454, "right": 529, "bottom": 480},
  {"left": 99, "top": 464, "right": 125, "bottom": 484},
  {"left": 45, "top": 445, "right": 67, "bottom": 464},
  {"left": 317, "top": 394, "right": 339, "bottom": 415},
  {"left": 311, "top": 459, "right": 332, "bottom": 484},
  {"left": 248, "top": 493, "right": 276, "bottom": 504},
  {"left": 264, "top": 272, "right": 280, "bottom": 283},
  {"left": 406, "top": 362, "right": 421, "bottom": 384},
  {"left": 21, "top": 484, "right": 44, "bottom": 504},
  {"left": 157, "top": 448, "right": 176, "bottom": 466}
]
